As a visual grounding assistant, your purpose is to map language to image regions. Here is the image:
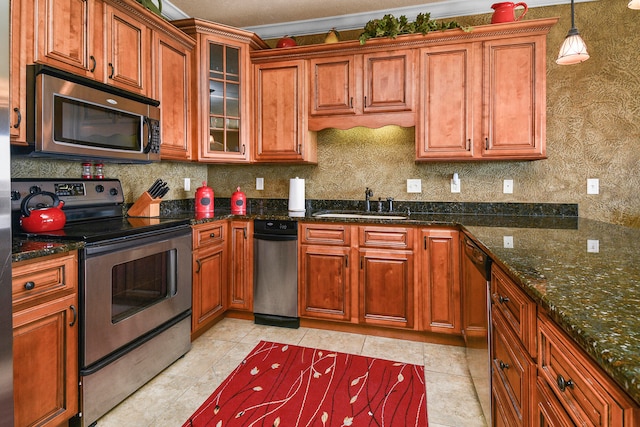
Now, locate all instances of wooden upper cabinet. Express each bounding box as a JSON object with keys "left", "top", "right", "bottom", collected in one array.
[
  {"left": 308, "top": 50, "right": 415, "bottom": 130},
  {"left": 254, "top": 59, "right": 317, "bottom": 163},
  {"left": 153, "top": 30, "right": 194, "bottom": 161},
  {"left": 10, "top": 0, "right": 28, "bottom": 144},
  {"left": 173, "top": 18, "right": 265, "bottom": 163},
  {"left": 482, "top": 35, "right": 546, "bottom": 159},
  {"left": 416, "top": 44, "right": 475, "bottom": 159},
  {"left": 104, "top": 3, "right": 151, "bottom": 96},
  {"left": 31, "top": 0, "right": 98, "bottom": 77}
]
